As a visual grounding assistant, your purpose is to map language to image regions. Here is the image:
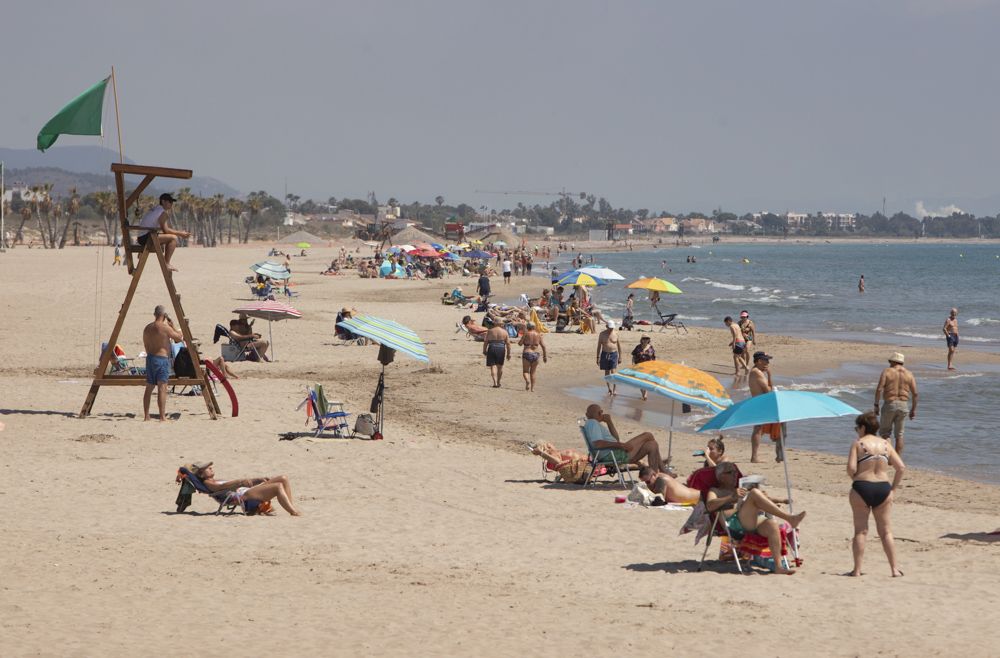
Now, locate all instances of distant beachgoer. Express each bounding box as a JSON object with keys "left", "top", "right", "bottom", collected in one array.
[
  {"left": 142, "top": 305, "right": 183, "bottom": 422},
  {"left": 724, "top": 316, "right": 747, "bottom": 376},
  {"left": 847, "top": 411, "right": 905, "bottom": 577},
  {"left": 596, "top": 320, "right": 621, "bottom": 396},
  {"left": 749, "top": 351, "right": 778, "bottom": 463},
  {"left": 136, "top": 193, "right": 190, "bottom": 272},
  {"left": 229, "top": 315, "right": 270, "bottom": 361},
  {"left": 649, "top": 290, "right": 661, "bottom": 312},
  {"left": 874, "top": 352, "right": 917, "bottom": 455},
  {"left": 502, "top": 257, "right": 512, "bottom": 283},
  {"left": 707, "top": 462, "right": 805, "bottom": 575},
  {"left": 738, "top": 310, "right": 756, "bottom": 371},
  {"left": 477, "top": 271, "right": 492, "bottom": 302},
  {"left": 113, "top": 244, "right": 122, "bottom": 266},
  {"left": 631, "top": 335, "right": 655, "bottom": 400},
  {"left": 702, "top": 435, "right": 726, "bottom": 468},
  {"left": 943, "top": 308, "right": 959, "bottom": 370},
  {"left": 623, "top": 293, "right": 636, "bottom": 329},
  {"left": 483, "top": 325, "right": 510, "bottom": 388},
  {"left": 858, "top": 275, "right": 865, "bottom": 294},
  {"left": 518, "top": 321, "right": 547, "bottom": 392},
  {"left": 461, "top": 315, "right": 488, "bottom": 338}
]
